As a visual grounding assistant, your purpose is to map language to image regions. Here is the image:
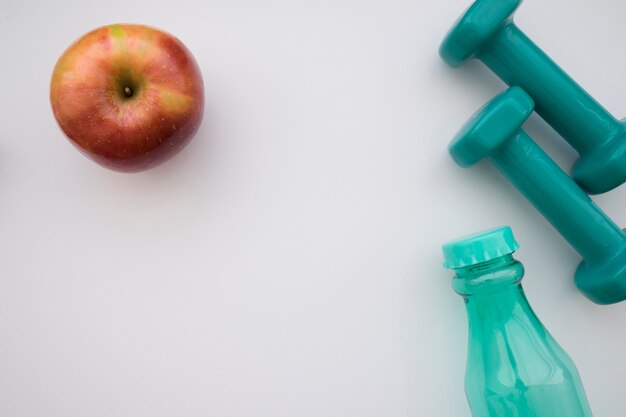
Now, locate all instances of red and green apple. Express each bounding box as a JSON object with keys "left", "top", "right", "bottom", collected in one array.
[{"left": 50, "top": 24, "right": 204, "bottom": 172}]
